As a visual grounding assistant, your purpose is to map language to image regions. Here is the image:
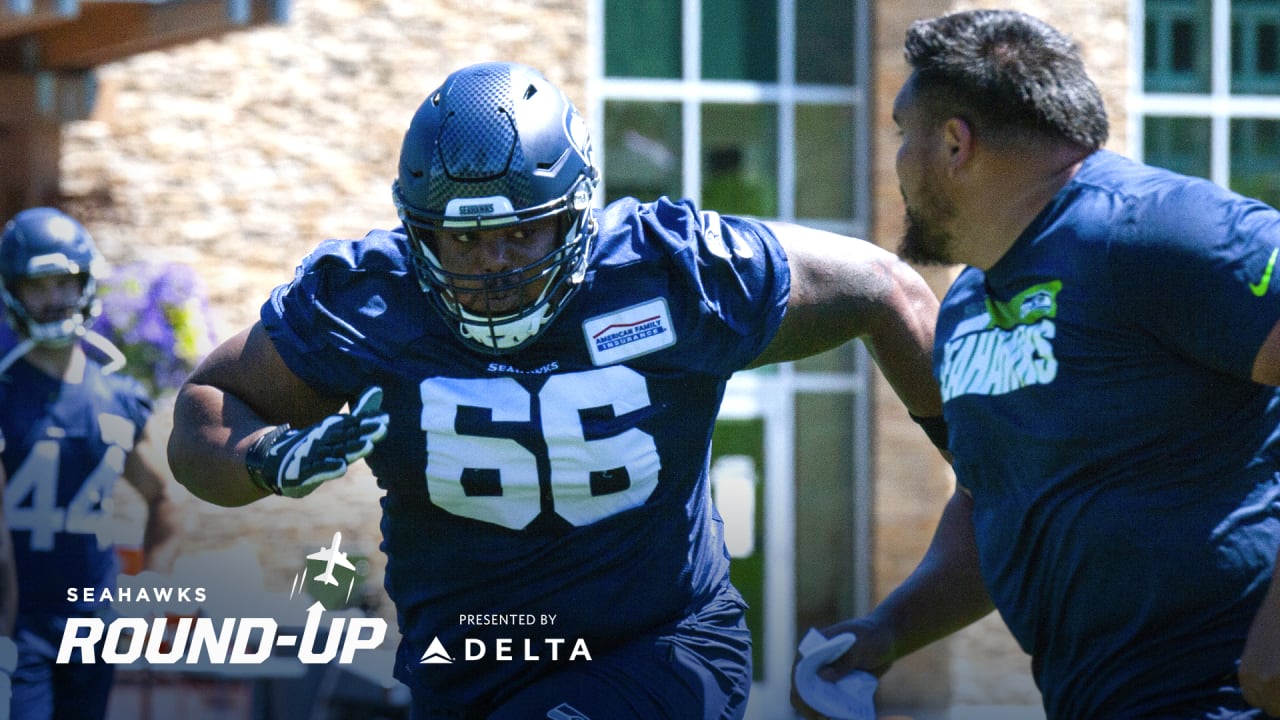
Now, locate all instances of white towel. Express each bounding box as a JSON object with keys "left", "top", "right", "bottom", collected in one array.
[{"left": 793, "top": 628, "right": 879, "bottom": 720}]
